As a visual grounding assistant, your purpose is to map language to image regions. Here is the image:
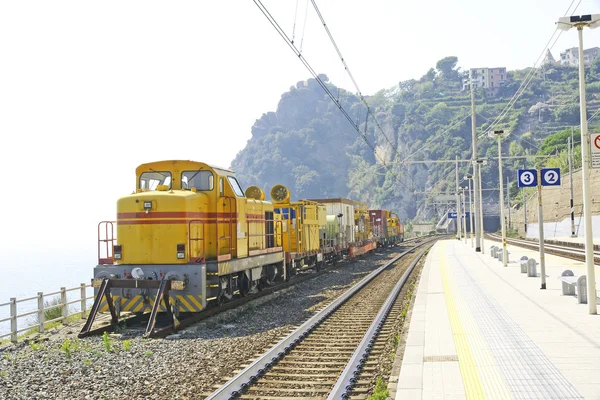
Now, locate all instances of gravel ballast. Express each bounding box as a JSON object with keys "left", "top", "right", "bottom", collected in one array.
[{"left": 0, "top": 250, "right": 403, "bottom": 400}]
